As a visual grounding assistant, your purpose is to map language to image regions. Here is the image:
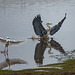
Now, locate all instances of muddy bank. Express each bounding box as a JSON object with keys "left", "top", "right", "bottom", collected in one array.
[{"left": 0, "top": 59, "right": 75, "bottom": 75}]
